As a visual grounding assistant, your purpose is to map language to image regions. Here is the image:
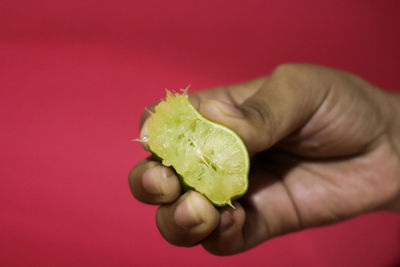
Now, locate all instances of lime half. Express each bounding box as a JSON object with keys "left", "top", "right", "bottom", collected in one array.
[{"left": 147, "top": 90, "right": 249, "bottom": 207}]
